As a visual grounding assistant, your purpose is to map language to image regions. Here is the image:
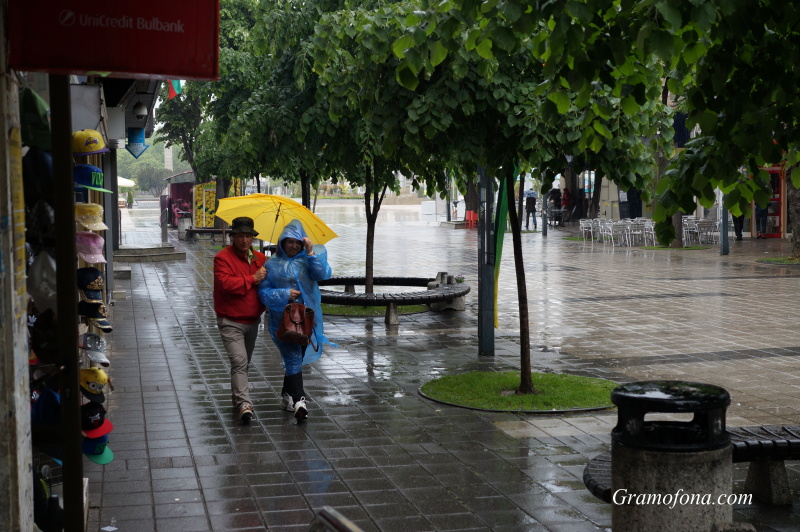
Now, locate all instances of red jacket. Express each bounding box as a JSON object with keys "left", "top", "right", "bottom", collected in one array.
[{"left": 213, "top": 245, "right": 267, "bottom": 323}]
